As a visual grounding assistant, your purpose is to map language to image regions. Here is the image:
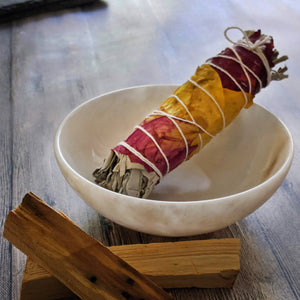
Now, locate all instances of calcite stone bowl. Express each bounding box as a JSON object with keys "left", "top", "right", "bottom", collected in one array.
[{"left": 54, "top": 85, "right": 294, "bottom": 236}]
